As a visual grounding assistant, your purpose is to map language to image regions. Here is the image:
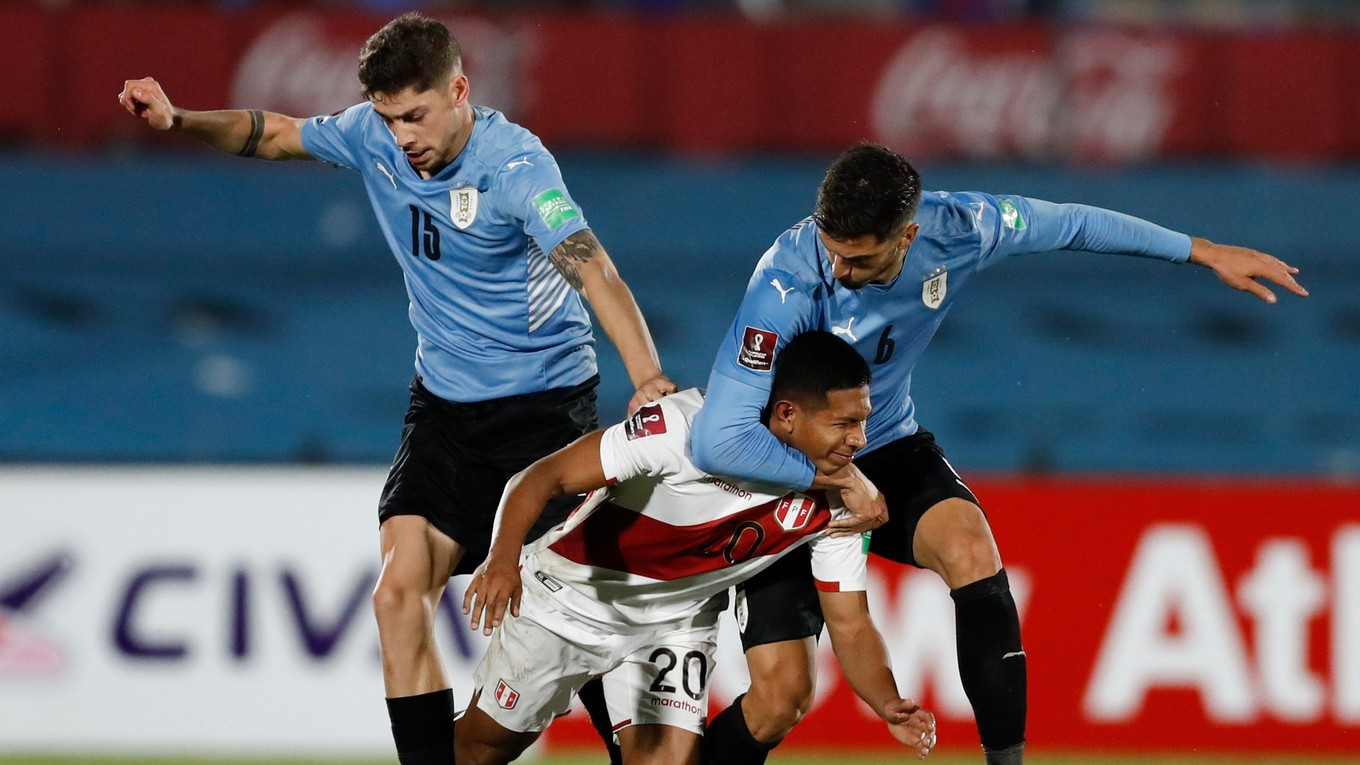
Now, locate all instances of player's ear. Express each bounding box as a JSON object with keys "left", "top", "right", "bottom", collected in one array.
[
  {"left": 448, "top": 73, "right": 470, "bottom": 107},
  {"left": 771, "top": 400, "right": 797, "bottom": 435},
  {"left": 897, "top": 222, "right": 919, "bottom": 252}
]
